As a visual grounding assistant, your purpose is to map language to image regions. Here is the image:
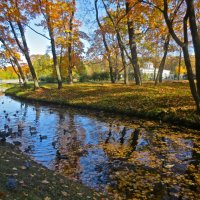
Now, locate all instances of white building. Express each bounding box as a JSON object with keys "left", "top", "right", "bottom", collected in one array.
[{"left": 140, "top": 62, "right": 171, "bottom": 79}]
